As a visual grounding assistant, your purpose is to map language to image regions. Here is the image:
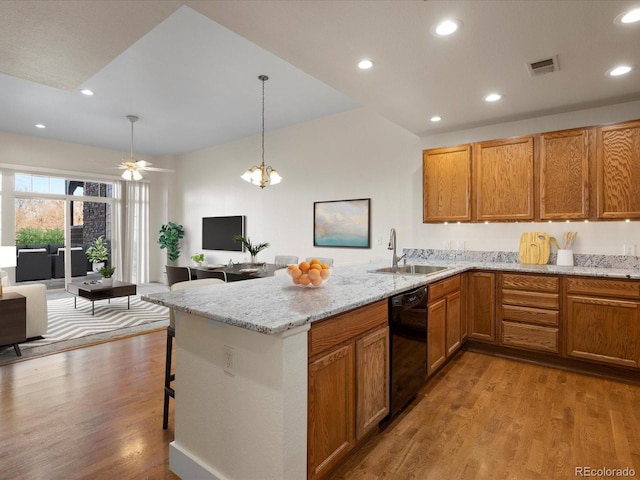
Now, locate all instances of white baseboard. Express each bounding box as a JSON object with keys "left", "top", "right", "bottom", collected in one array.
[{"left": 169, "top": 441, "right": 224, "bottom": 480}]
